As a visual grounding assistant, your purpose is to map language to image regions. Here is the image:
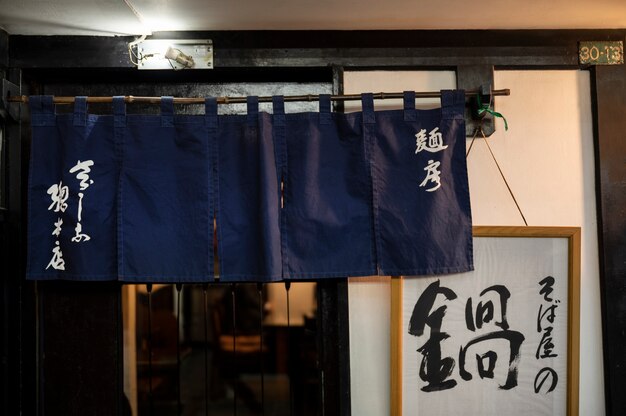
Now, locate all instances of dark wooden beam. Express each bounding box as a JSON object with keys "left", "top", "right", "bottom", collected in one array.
[
  {"left": 10, "top": 30, "right": 626, "bottom": 70},
  {"left": 10, "top": 35, "right": 134, "bottom": 69},
  {"left": 592, "top": 64, "right": 626, "bottom": 416},
  {"left": 213, "top": 46, "right": 576, "bottom": 68}
]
